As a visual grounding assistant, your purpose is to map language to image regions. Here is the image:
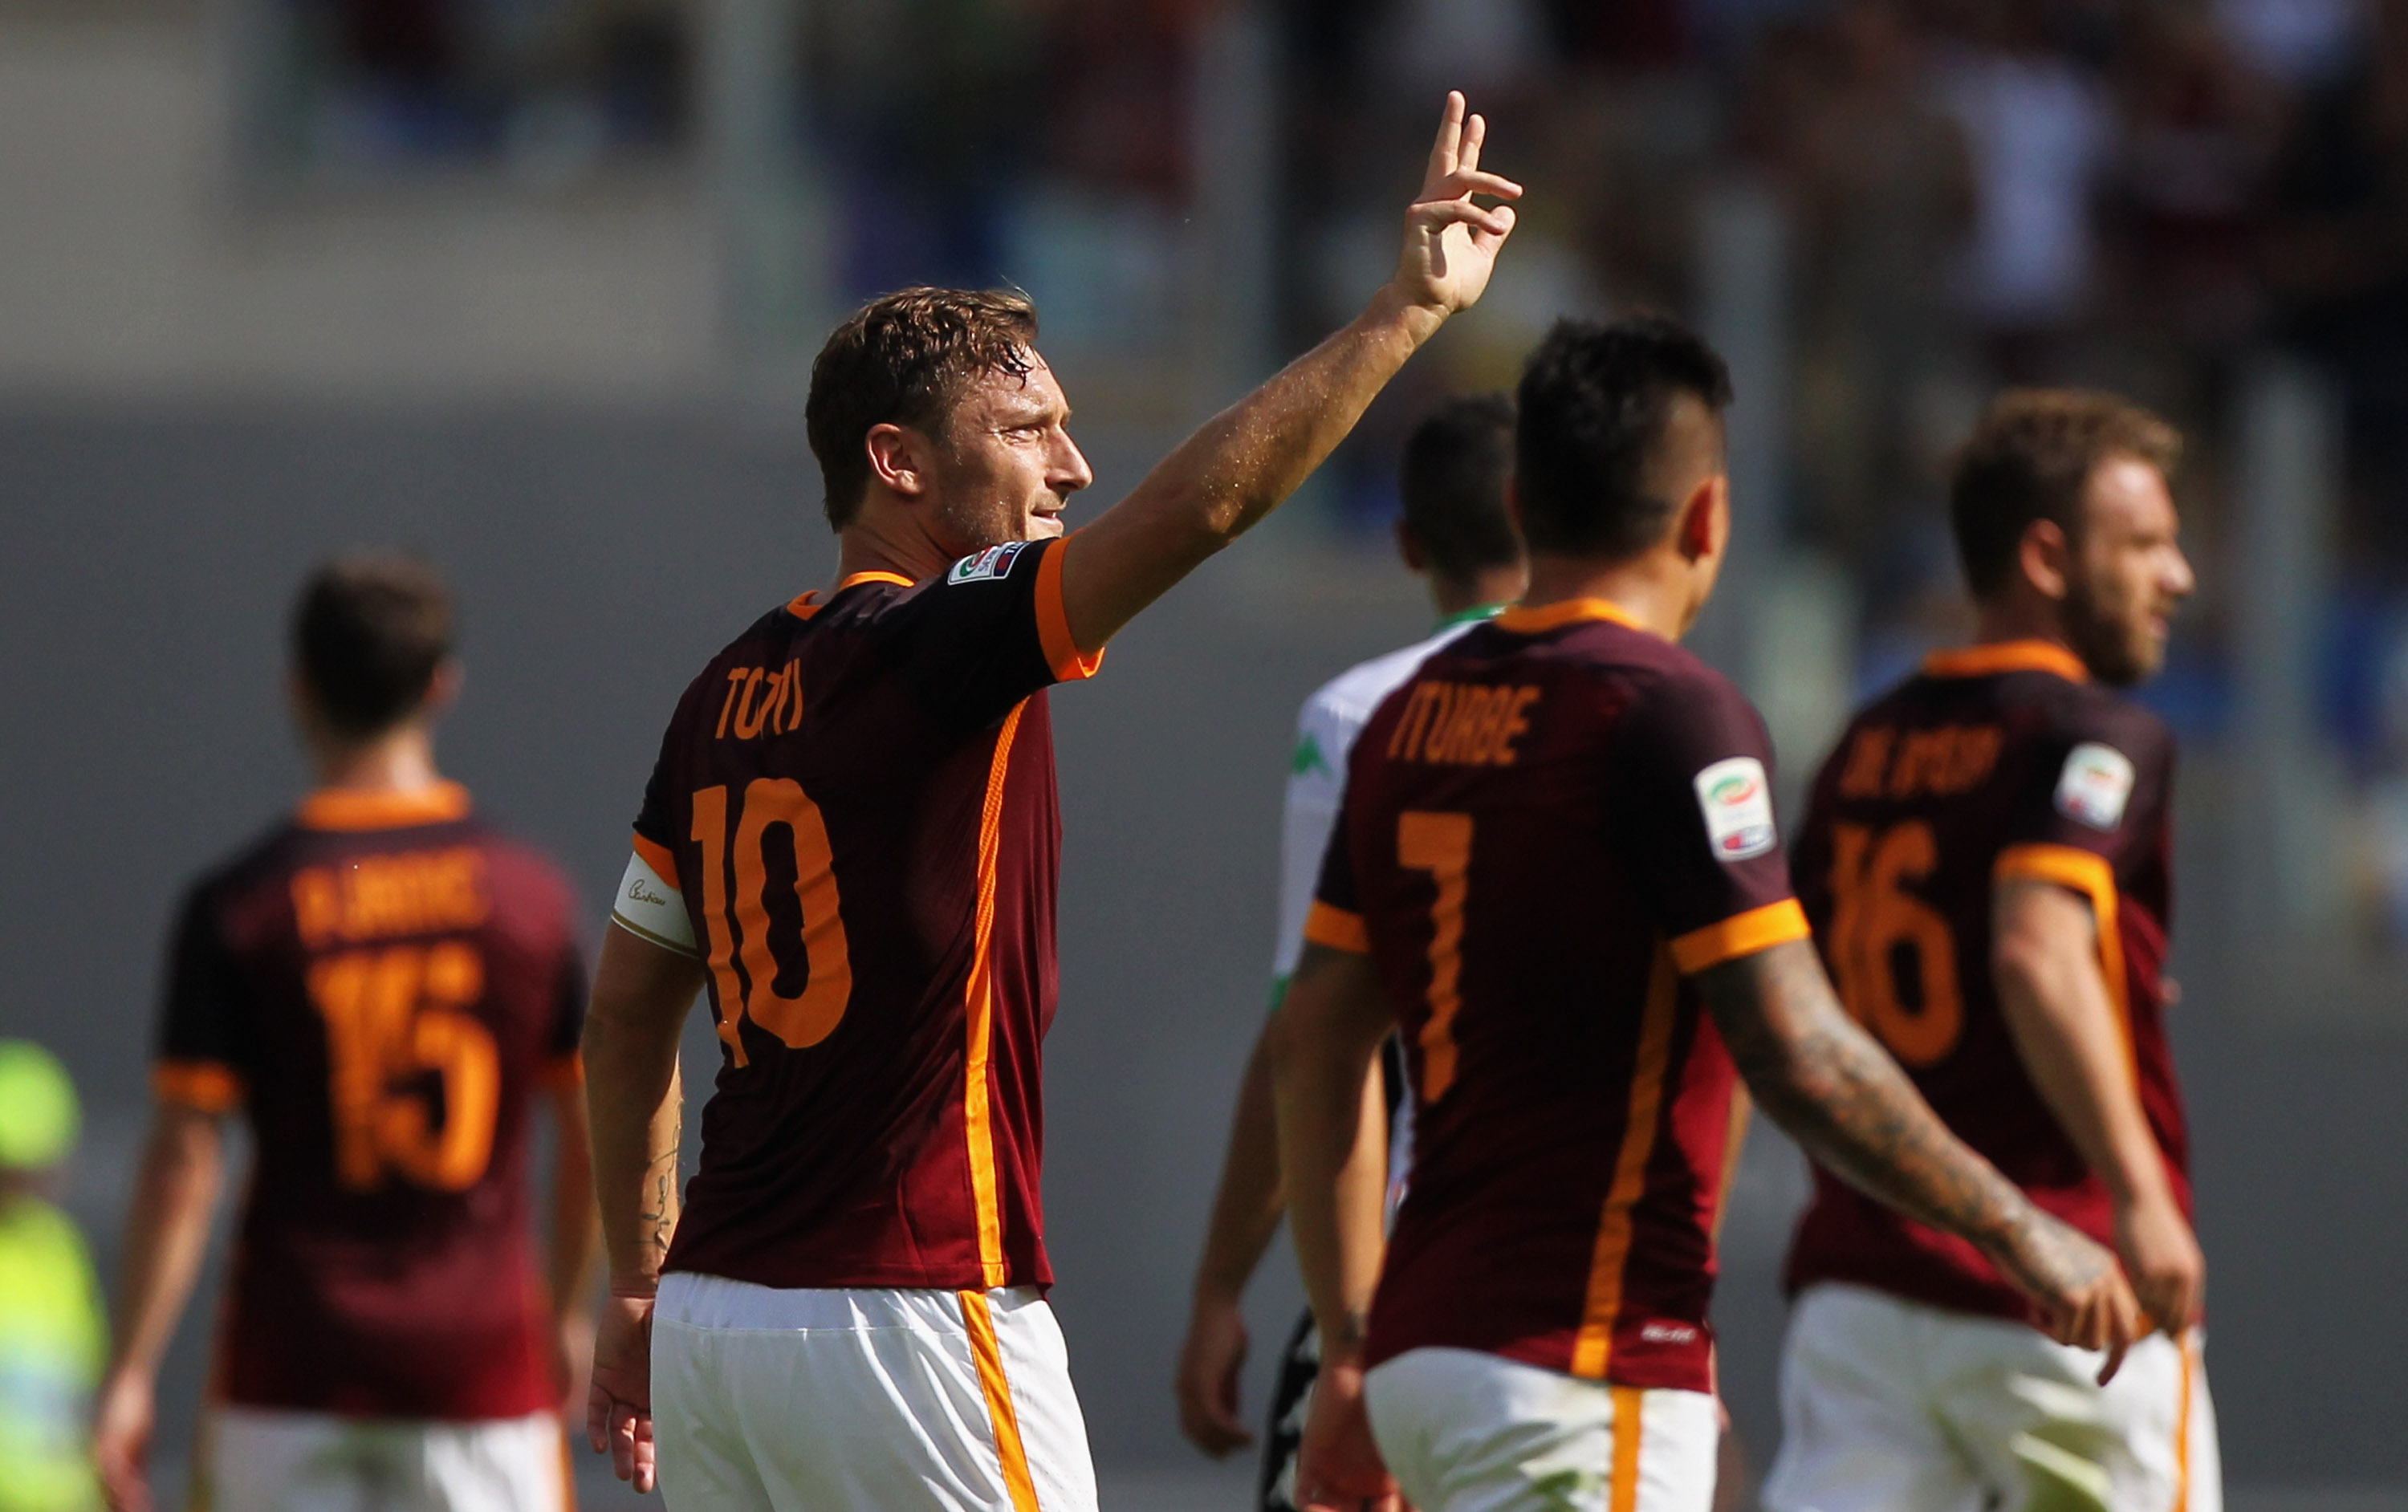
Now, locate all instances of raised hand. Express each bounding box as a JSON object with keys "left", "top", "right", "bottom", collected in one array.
[{"left": 1392, "top": 91, "right": 1523, "bottom": 317}]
